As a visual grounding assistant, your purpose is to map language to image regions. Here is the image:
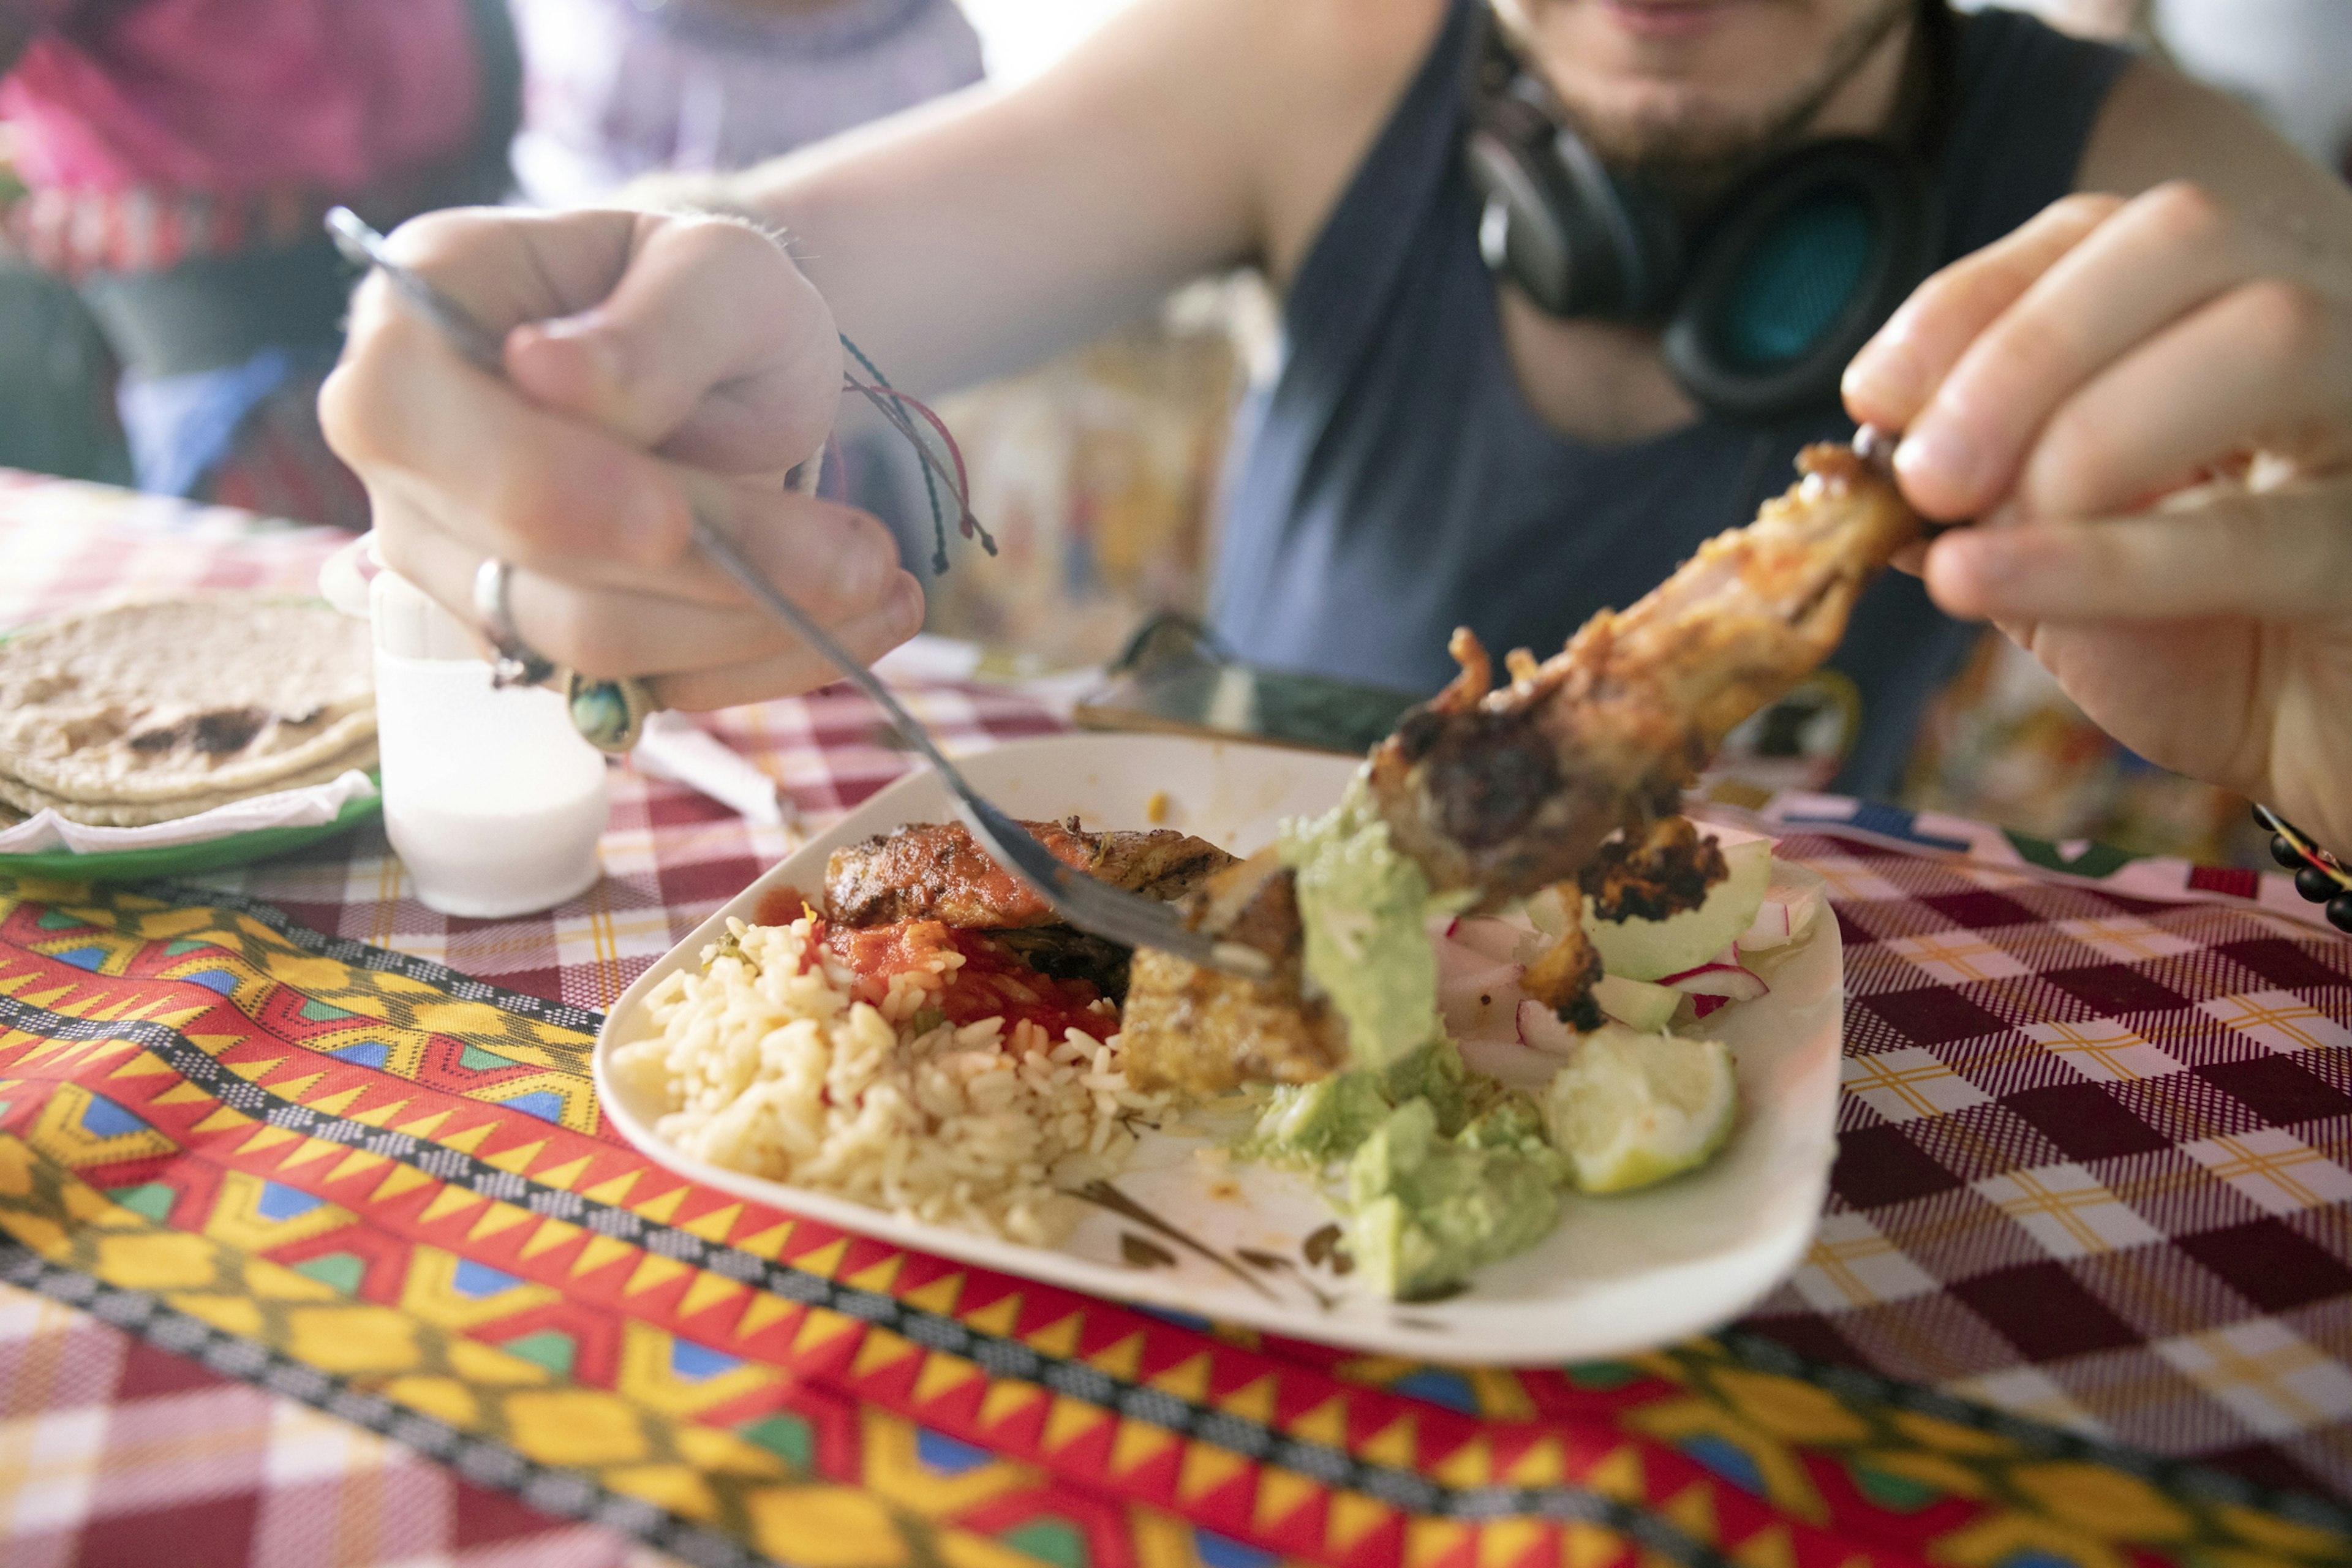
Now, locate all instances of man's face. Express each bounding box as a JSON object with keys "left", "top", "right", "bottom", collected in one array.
[{"left": 1501, "top": 0, "right": 1916, "bottom": 195}]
